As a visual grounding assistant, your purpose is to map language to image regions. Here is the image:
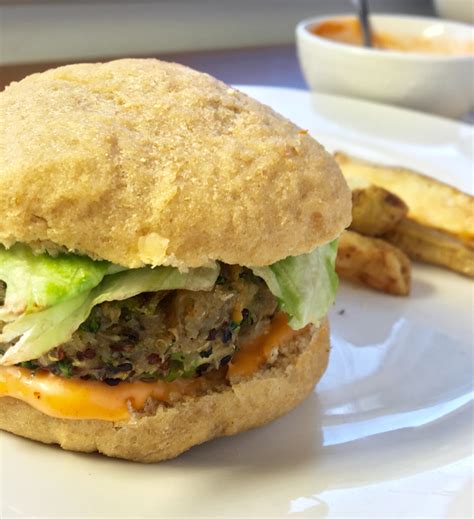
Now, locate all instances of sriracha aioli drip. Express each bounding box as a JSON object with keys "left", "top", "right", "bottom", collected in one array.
[
  {"left": 0, "top": 367, "right": 205, "bottom": 421},
  {"left": 228, "top": 312, "right": 299, "bottom": 378}
]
